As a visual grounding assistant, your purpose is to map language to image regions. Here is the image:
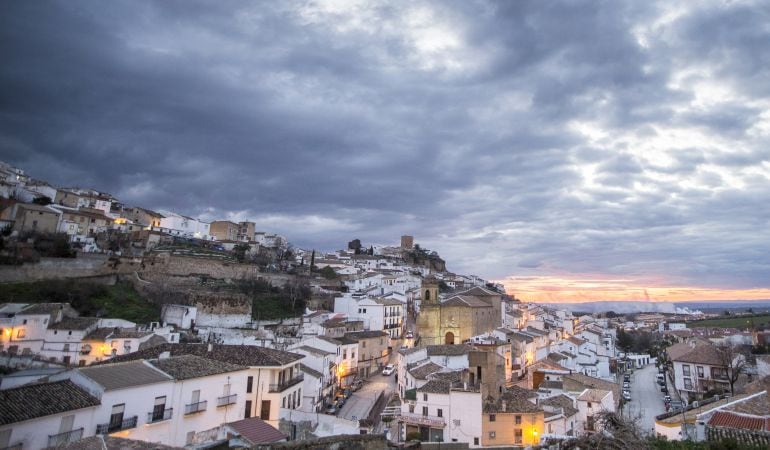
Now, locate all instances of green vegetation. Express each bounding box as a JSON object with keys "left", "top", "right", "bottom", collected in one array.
[
  {"left": 0, "top": 280, "right": 160, "bottom": 323},
  {"left": 236, "top": 278, "right": 309, "bottom": 320},
  {"left": 319, "top": 265, "right": 338, "bottom": 280},
  {"left": 687, "top": 314, "right": 770, "bottom": 329}
]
